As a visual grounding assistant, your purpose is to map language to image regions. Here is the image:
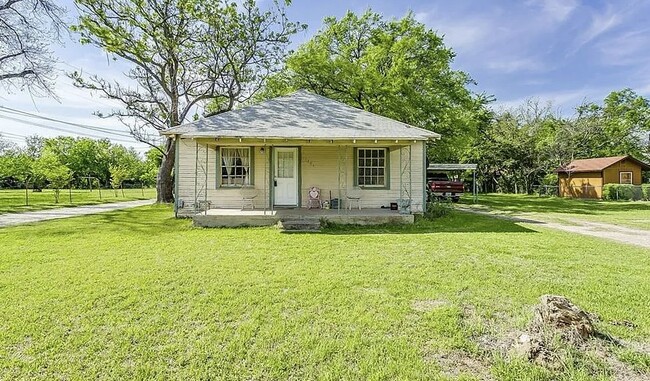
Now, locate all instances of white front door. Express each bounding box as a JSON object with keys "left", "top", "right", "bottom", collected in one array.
[{"left": 274, "top": 147, "right": 298, "bottom": 206}]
